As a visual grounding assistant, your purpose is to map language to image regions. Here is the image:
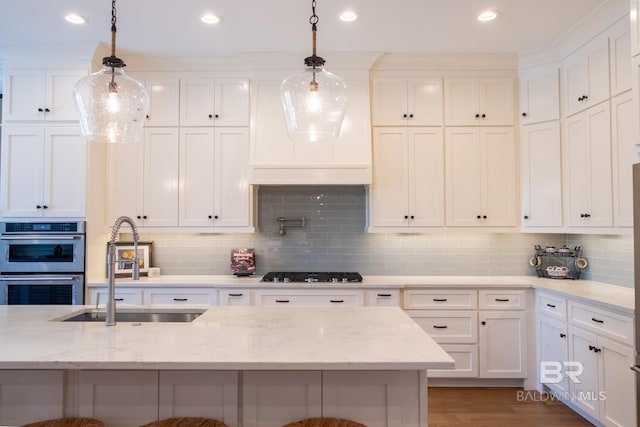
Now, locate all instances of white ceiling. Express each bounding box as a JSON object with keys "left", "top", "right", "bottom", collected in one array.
[{"left": 0, "top": 0, "right": 615, "bottom": 58}]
